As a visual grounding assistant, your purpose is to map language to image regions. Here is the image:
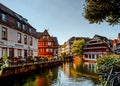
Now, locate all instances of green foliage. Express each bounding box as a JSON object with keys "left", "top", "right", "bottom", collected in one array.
[
  {"left": 71, "top": 39, "right": 85, "bottom": 57},
  {"left": 61, "top": 52, "right": 67, "bottom": 57},
  {"left": 0, "top": 53, "right": 8, "bottom": 75},
  {"left": 84, "top": 0, "right": 120, "bottom": 25},
  {"left": 96, "top": 54, "right": 120, "bottom": 73},
  {"left": 2, "top": 53, "right": 8, "bottom": 62}
]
